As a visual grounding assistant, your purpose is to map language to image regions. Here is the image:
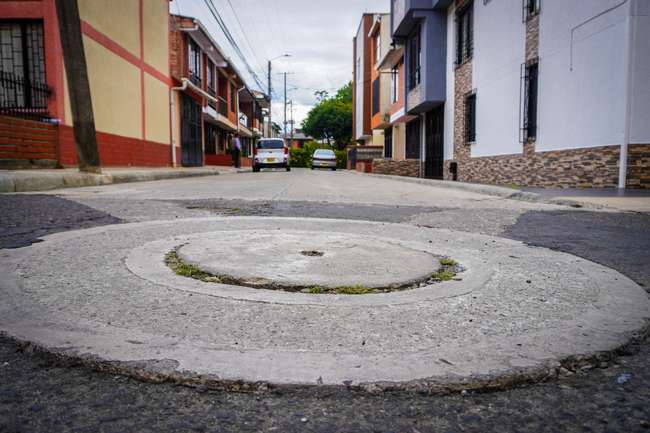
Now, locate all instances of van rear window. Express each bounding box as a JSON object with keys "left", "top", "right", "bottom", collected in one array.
[{"left": 256, "top": 140, "right": 284, "bottom": 149}]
